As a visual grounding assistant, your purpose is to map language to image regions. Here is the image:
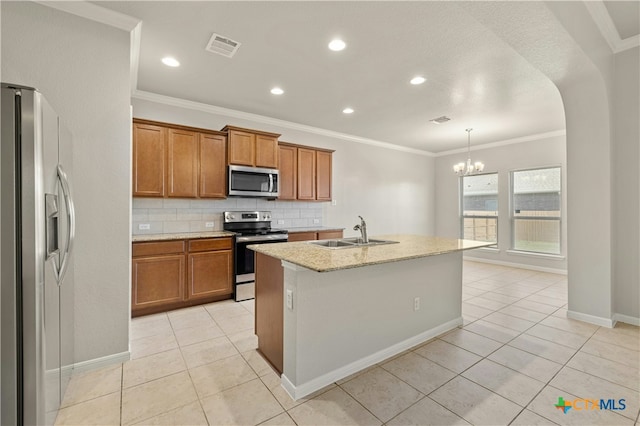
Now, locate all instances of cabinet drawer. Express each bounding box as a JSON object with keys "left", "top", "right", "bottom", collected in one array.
[
  {"left": 188, "top": 237, "right": 233, "bottom": 252},
  {"left": 287, "top": 232, "right": 317, "bottom": 242},
  {"left": 317, "top": 231, "right": 343, "bottom": 240},
  {"left": 133, "top": 240, "right": 185, "bottom": 257}
]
